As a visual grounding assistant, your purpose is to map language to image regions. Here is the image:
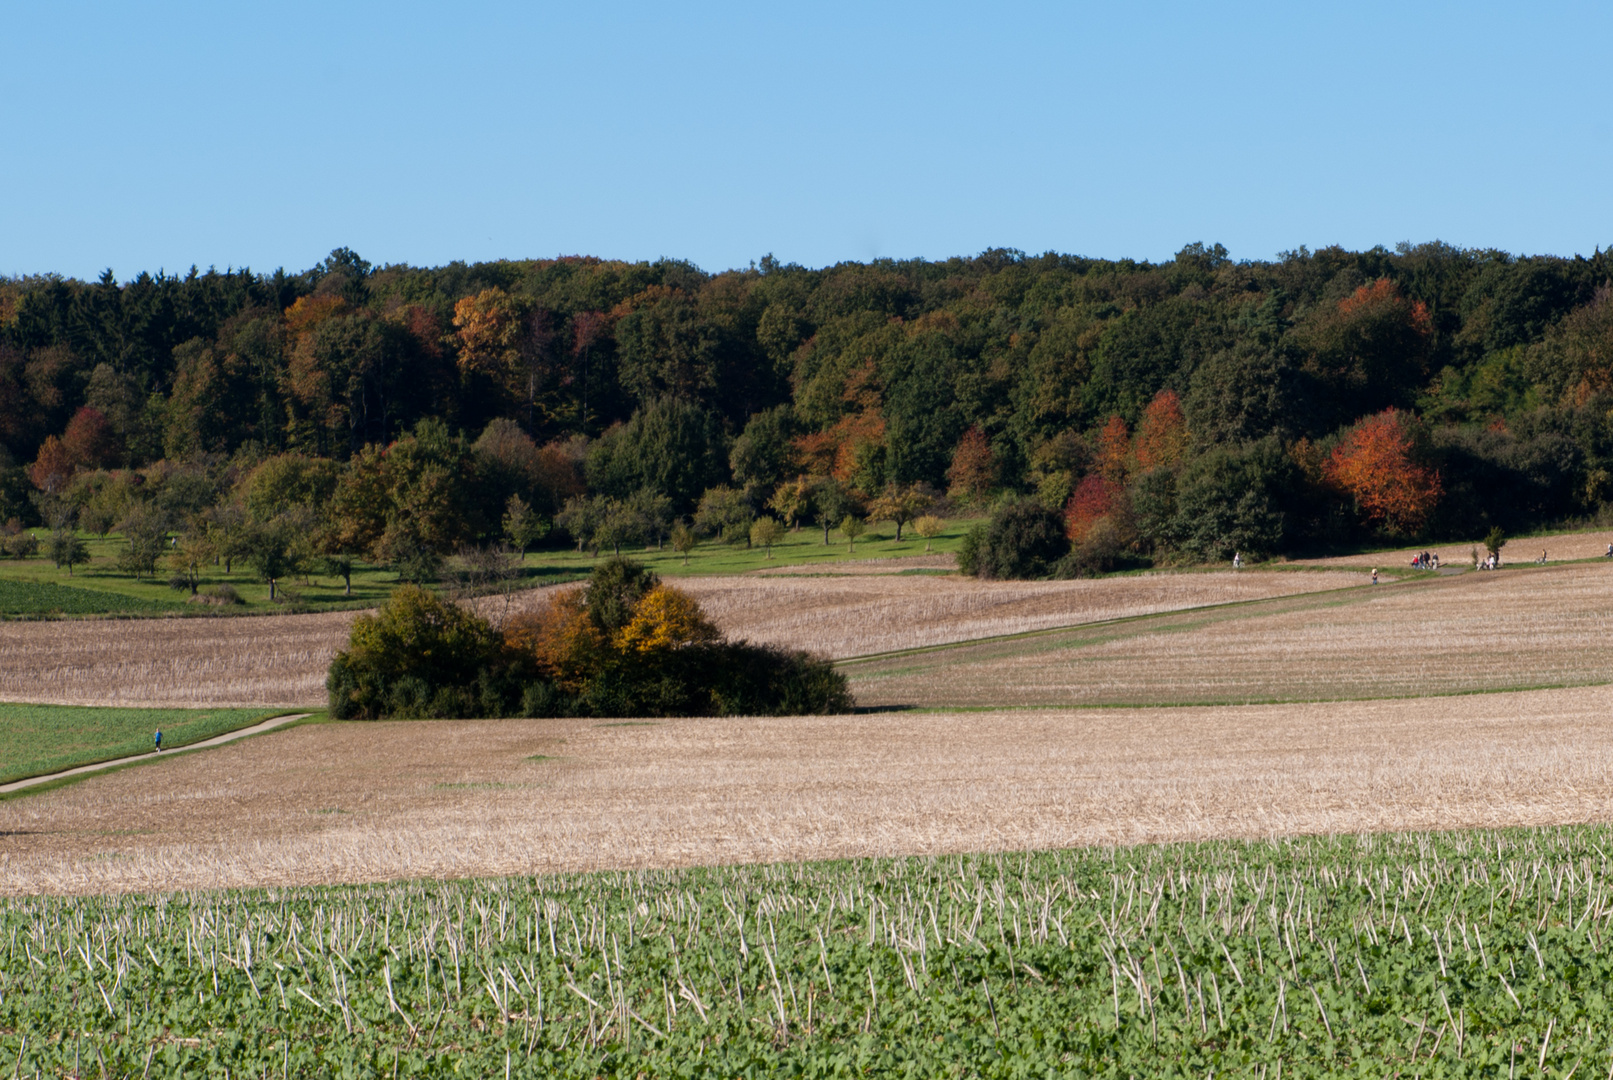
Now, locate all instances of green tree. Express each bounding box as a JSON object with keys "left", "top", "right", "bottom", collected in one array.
[
  {"left": 838, "top": 514, "right": 865, "bottom": 553},
  {"left": 626, "top": 488, "right": 675, "bottom": 550},
  {"left": 810, "top": 476, "right": 856, "bottom": 545},
  {"left": 866, "top": 483, "right": 932, "bottom": 541},
  {"left": 246, "top": 510, "right": 314, "bottom": 600},
  {"left": 47, "top": 527, "right": 89, "bottom": 575},
  {"left": 585, "top": 398, "right": 729, "bottom": 513},
  {"left": 730, "top": 405, "right": 796, "bottom": 491},
  {"left": 502, "top": 494, "right": 549, "bottom": 560},
  {"left": 694, "top": 485, "right": 755, "bottom": 546},
  {"left": 670, "top": 521, "right": 696, "bottom": 565},
  {"left": 116, "top": 504, "right": 170, "bottom": 579},
  {"left": 965, "top": 498, "right": 1069, "bottom": 579},
  {"left": 557, "top": 494, "right": 608, "bottom": 554},
  {"left": 749, "top": 516, "right": 785, "bottom": 558}
]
